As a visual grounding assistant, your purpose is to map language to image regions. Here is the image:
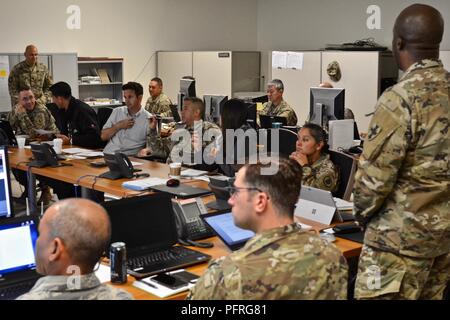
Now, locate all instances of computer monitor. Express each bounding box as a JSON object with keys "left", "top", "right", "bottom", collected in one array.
[
  {"left": 204, "top": 95, "right": 228, "bottom": 124},
  {"left": 309, "top": 87, "right": 345, "bottom": 128},
  {"left": 259, "top": 114, "right": 288, "bottom": 129},
  {"left": 0, "top": 146, "right": 14, "bottom": 218},
  {"left": 177, "top": 78, "right": 197, "bottom": 115}
]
